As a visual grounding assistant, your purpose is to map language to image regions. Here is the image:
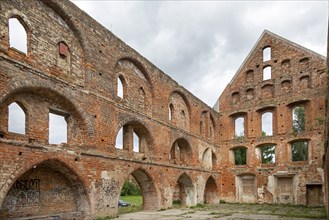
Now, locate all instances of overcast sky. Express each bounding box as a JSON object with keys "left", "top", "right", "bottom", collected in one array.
[{"left": 72, "top": 1, "right": 327, "bottom": 107}]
